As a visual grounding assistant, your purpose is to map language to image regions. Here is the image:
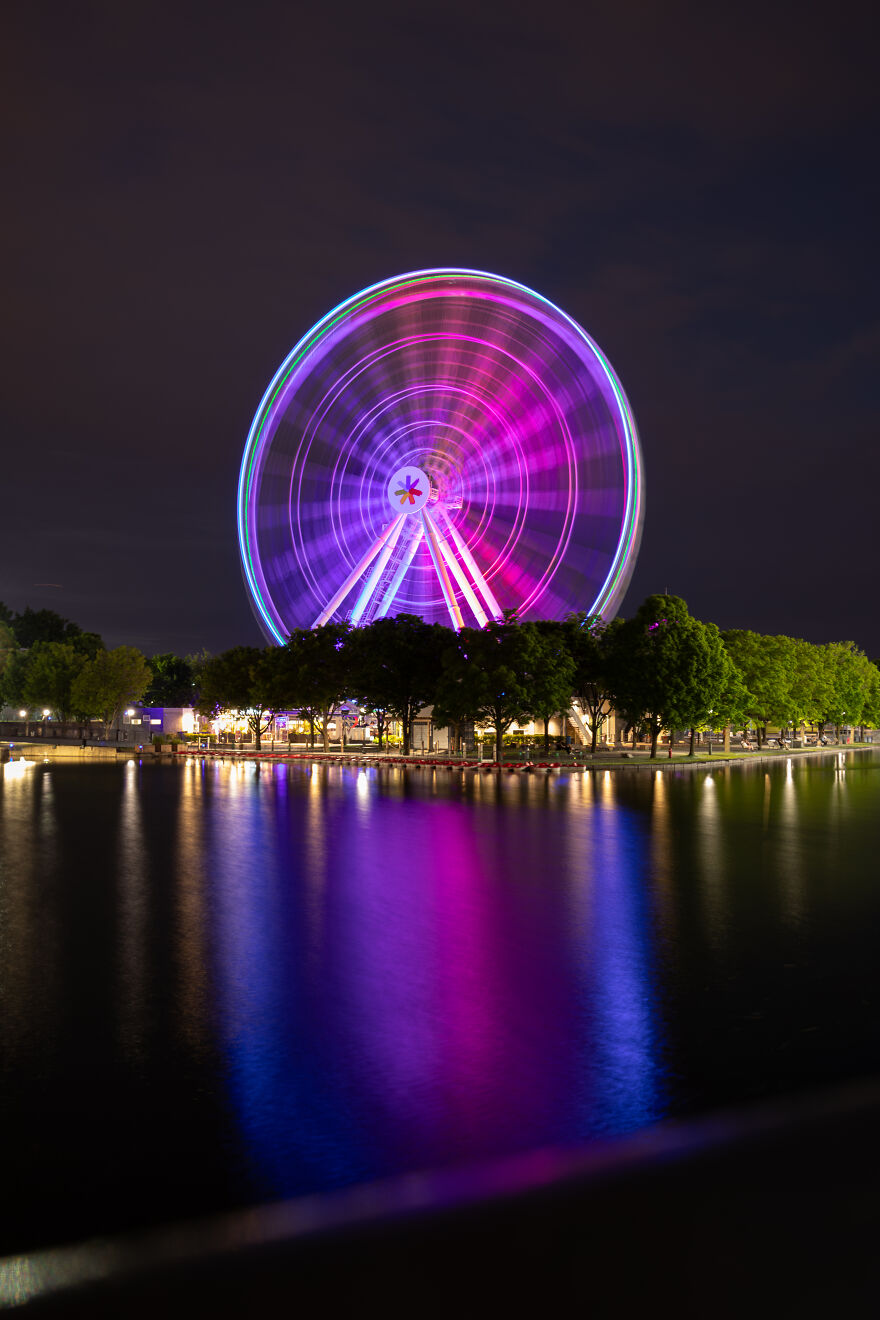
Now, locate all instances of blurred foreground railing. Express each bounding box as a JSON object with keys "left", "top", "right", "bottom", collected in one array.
[{"left": 2, "top": 1074, "right": 879, "bottom": 1316}]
